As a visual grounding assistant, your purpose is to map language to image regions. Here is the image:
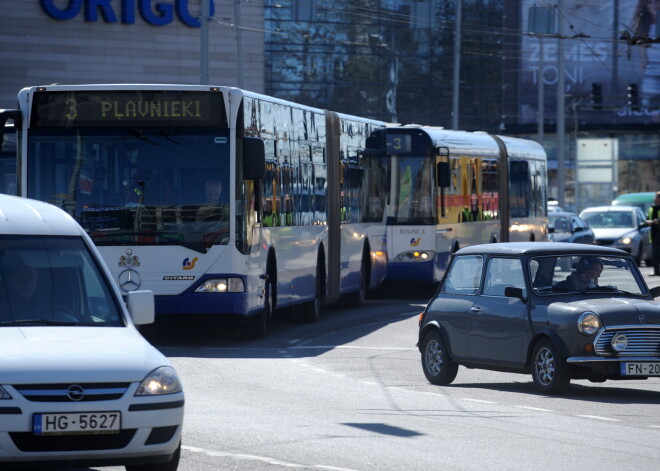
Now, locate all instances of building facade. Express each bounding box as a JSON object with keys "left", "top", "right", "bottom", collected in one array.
[
  {"left": 1, "top": 0, "right": 660, "bottom": 211},
  {"left": 0, "top": 0, "right": 265, "bottom": 108}
]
